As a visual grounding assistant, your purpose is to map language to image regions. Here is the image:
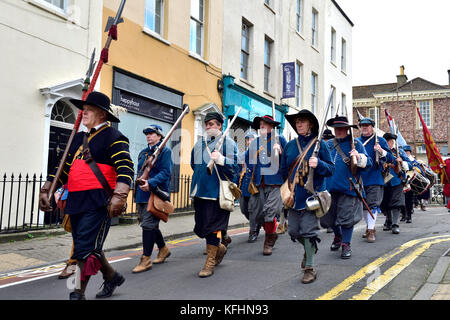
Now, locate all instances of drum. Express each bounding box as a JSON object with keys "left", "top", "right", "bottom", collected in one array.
[
  {"left": 407, "top": 170, "right": 430, "bottom": 195},
  {"left": 421, "top": 164, "right": 436, "bottom": 187}
]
